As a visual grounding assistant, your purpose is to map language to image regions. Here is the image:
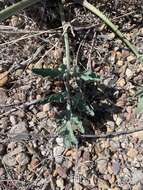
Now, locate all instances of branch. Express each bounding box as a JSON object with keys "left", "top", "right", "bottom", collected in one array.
[
  {"left": 78, "top": 0, "right": 143, "bottom": 63},
  {"left": 0, "top": 0, "right": 41, "bottom": 22},
  {"left": 59, "top": 0, "right": 72, "bottom": 116}
]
